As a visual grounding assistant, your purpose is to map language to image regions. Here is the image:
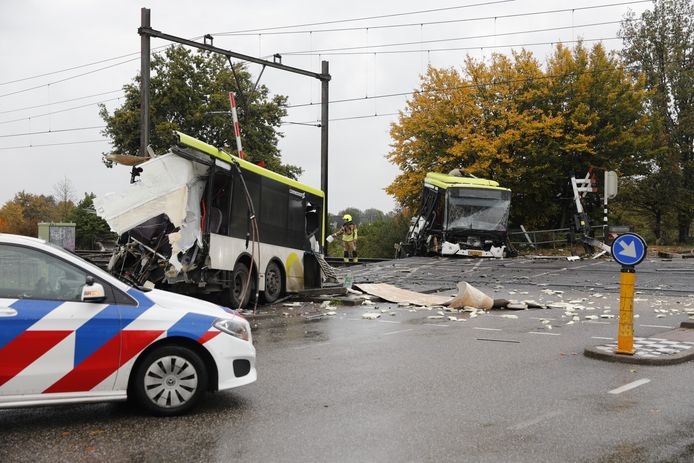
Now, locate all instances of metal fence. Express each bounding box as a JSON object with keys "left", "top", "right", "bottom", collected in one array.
[{"left": 509, "top": 225, "right": 607, "bottom": 248}]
